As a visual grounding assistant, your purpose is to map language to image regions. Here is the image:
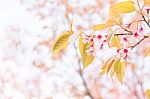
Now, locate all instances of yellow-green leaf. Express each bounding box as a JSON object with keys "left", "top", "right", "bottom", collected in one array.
[
  {"left": 52, "top": 31, "right": 72, "bottom": 56},
  {"left": 144, "top": 46, "right": 150, "bottom": 57},
  {"left": 92, "top": 24, "right": 106, "bottom": 31},
  {"left": 116, "top": 61, "right": 126, "bottom": 83},
  {"left": 114, "top": 59, "right": 122, "bottom": 73},
  {"left": 117, "top": 17, "right": 123, "bottom": 25},
  {"left": 109, "top": 1, "right": 135, "bottom": 18},
  {"left": 110, "top": 36, "right": 122, "bottom": 49},
  {"left": 107, "top": 59, "right": 115, "bottom": 73},
  {"left": 145, "top": 33, "right": 150, "bottom": 36},
  {"left": 109, "top": 7, "right": 120, "bottom": 18},
  {"left": 100, "top": 56, "right": 115, "bottom": 75},
  {"left": 145, "top": 89, "right": 150, "bottom": 99},
  {"left": 106, "top": 18, "right": 116, "bottom": 26},
  {"left": 79, "top": 36, "right": 94, "bottom": 68},
  {"left": 100, "top": 57, "right": 113, "bottom": 75},
  {"left": 110, "top": 66, "right": 115, "bottom": 79},
  {"left": 144, "top": 0, "right": 150, "bottom": 6}
]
